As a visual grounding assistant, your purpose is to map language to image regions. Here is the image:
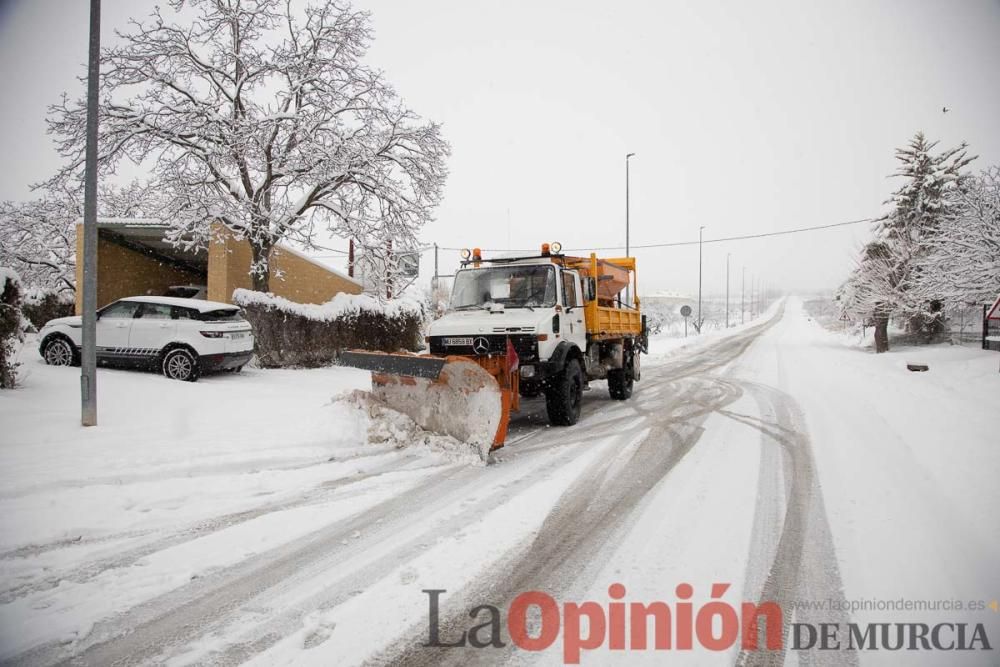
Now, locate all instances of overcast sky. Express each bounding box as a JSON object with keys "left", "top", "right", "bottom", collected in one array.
[{"left": 1, "top": 0, "right": 998, "bottom": 296}]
